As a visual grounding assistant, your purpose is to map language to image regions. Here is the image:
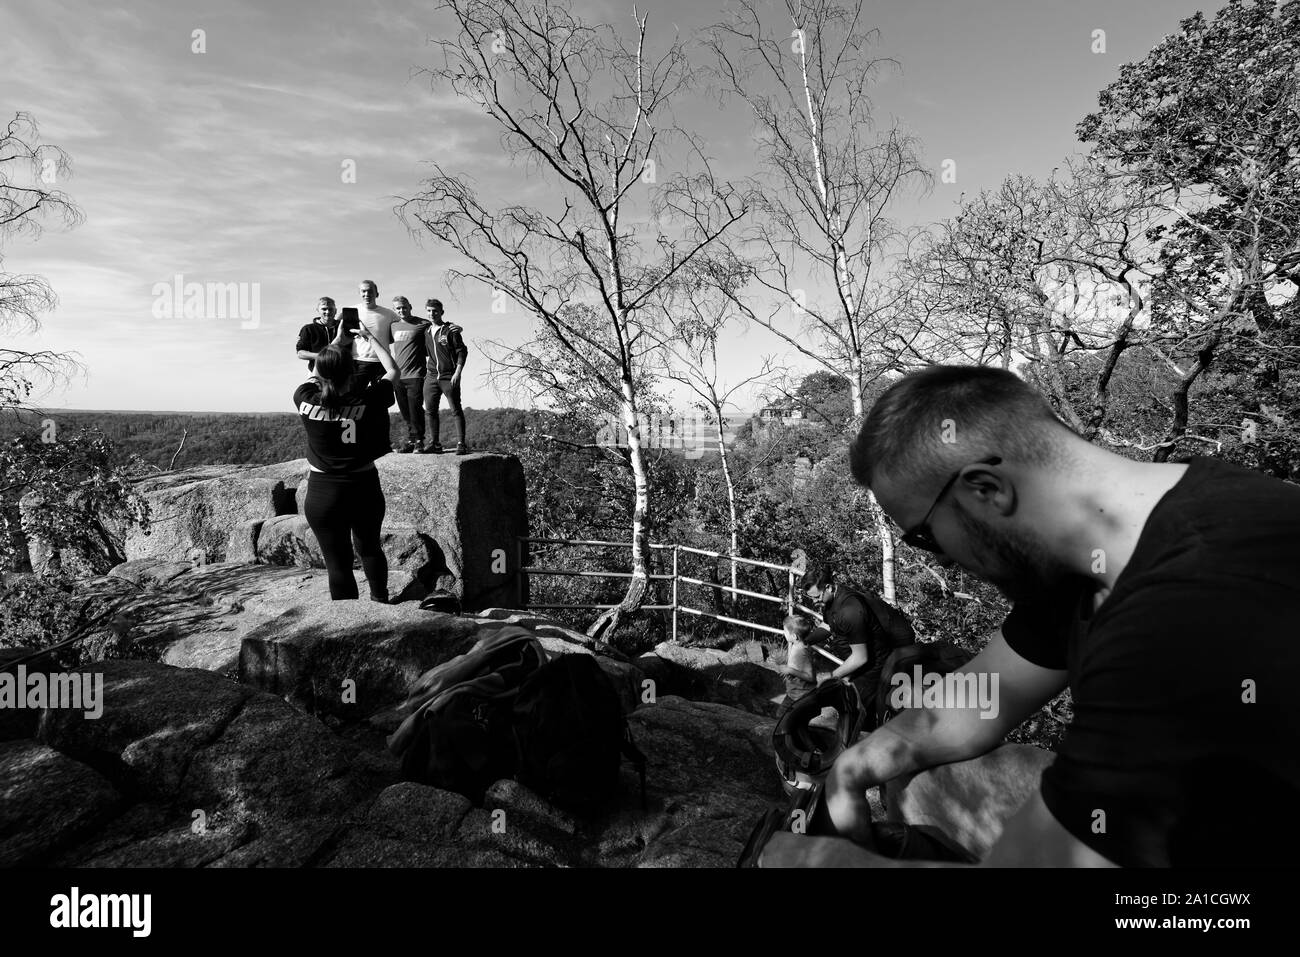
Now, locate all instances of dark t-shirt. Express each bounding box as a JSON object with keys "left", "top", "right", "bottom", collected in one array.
[
  {"left": 1002, "top": 457, "right": 1300, "bottom": 867},
  {"left": 821, "top": 587, "right": 916, "bottom": 686},
  {"left": 293, "top": 379, "right": 395, "bottom": 472},
  {"left": 390, "top": 319, "right": 430, "bottom": 379},
  {"left": 296, "top": 320, "right": 337, "bottom": 372}
]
